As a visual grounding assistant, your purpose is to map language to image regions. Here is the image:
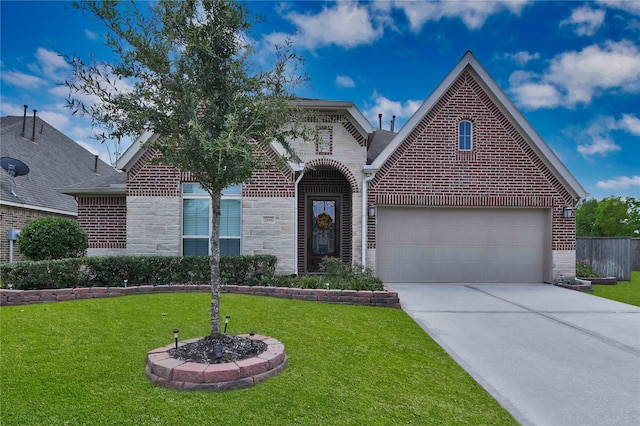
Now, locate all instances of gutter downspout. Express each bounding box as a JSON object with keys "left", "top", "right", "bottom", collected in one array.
[
  {"left": 293, "top": 167, "right": 305, "bottom": 275},
  {"left": 361, "top": 170, "right": 376, "bottom": 267}
]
